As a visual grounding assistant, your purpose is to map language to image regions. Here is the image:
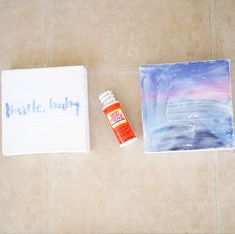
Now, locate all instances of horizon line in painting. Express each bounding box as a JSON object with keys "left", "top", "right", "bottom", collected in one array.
[{"left": 140, "top": 59, "right": 234, "bottom": 153}]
